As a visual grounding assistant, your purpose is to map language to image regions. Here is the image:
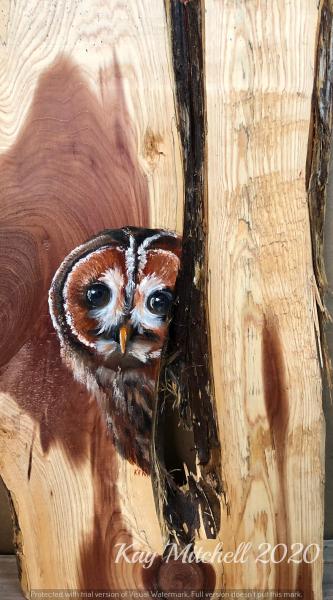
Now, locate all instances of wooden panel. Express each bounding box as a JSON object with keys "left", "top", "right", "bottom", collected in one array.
[
  {"left": 0, "top": 0, "right": 183, "bottom": 594},
  {"left": 3, "top": 551, "right": 333, "bottom": 600},
  {"left": 0, "top": 0, "right": 183, "bottom": 230},
  {"left": 205, "top": 0, "right": 324, "bottom": 596},
  {"left": 0, "top": 0, "right": 328, "bottom": 597}
]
